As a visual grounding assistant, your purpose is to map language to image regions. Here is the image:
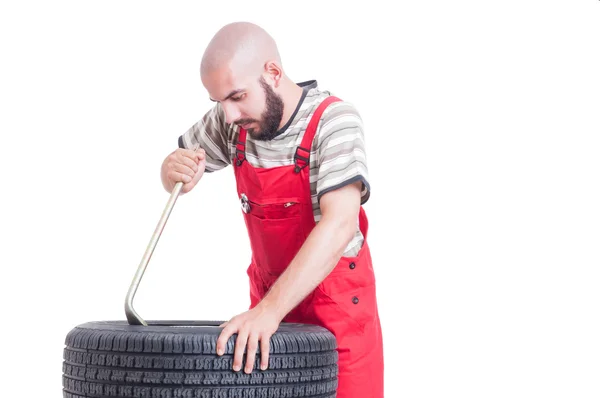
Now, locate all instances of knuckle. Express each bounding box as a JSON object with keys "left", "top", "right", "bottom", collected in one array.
[{"left": 168, "top": 172, "right": 179, "bottom": 182}]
